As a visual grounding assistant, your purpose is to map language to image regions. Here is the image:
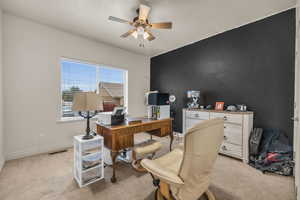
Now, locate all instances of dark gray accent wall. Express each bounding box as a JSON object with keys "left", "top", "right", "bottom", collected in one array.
[{"left": 151, "top": 9, "right": 295, "bottom": 143}]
